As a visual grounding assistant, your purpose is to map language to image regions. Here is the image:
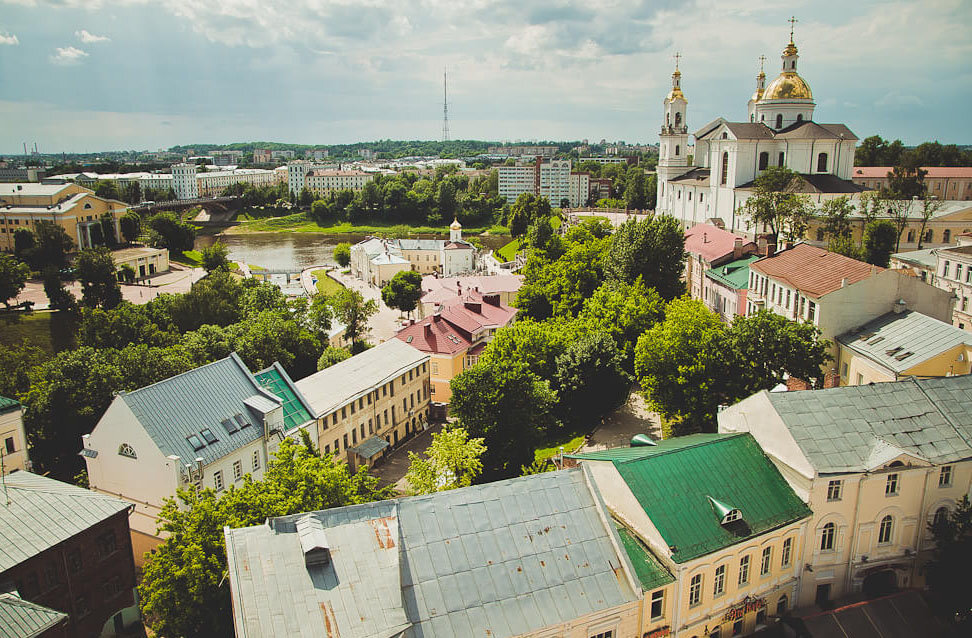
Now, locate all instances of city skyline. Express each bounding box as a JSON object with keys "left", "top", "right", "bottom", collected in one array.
[{"left": 0, "top": 0, "right": 970, "bottom": 154}]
